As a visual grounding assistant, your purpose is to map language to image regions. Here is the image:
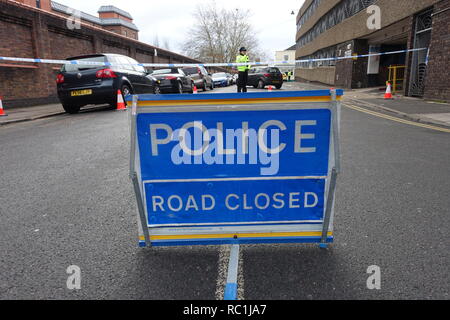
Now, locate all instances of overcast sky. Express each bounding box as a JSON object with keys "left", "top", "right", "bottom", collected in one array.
[{"left": 56, "top": 0, "right": 304, "bottom": 59}]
